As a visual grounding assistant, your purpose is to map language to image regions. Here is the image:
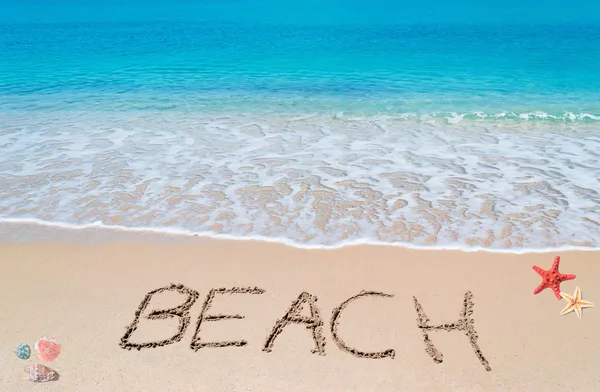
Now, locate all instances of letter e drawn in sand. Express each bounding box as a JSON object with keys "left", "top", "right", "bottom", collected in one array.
[
  {"left": 120, "top": 283, "right": 199, "bottom": 351},
  {"left": 190, "top": 287, "right": 266, "bottom": 351},
  {"left": 330, "top": 290, "right": 396, "bottom": 359},
  {"left": 413, "top": 291, "right": 491, "bottom": 371},
  {"left": 263, "top": 292, "right": 326, "bottom": 355}
]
